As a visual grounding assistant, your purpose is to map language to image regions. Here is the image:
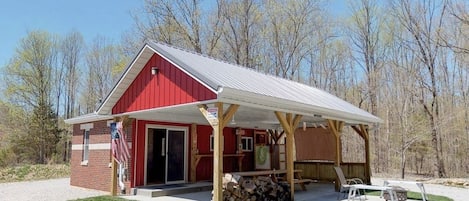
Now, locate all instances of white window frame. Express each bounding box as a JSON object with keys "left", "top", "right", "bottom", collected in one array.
[
  {"left": 82, "top": 130, "right": 90, "bottom": 164},
  {"left": 80, "top": 123, "right": 93, "bottom": 166},
  {"left": 241, "top": 137, "right": 253, "bottom": 152}
]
